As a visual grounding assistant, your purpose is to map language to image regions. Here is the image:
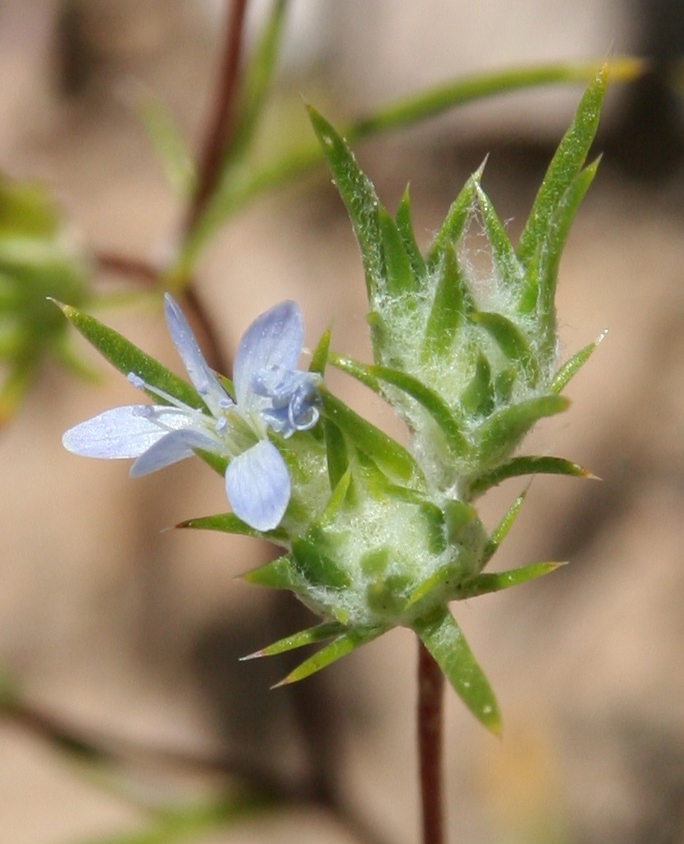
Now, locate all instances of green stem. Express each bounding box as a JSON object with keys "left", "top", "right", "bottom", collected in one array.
[{"left": 418, "top": 639, "right": 446, "bottom": 844}]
